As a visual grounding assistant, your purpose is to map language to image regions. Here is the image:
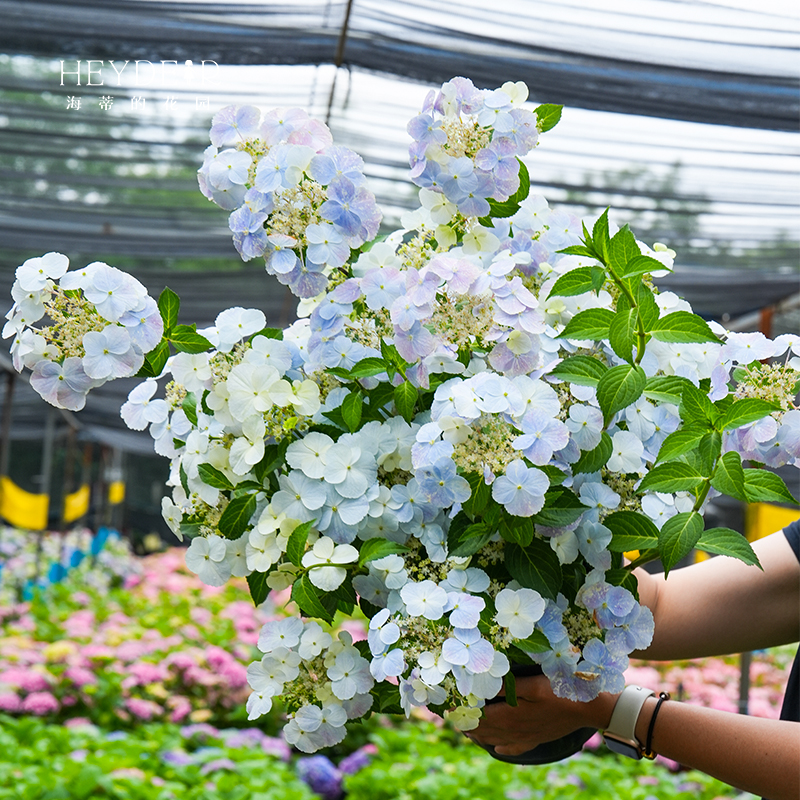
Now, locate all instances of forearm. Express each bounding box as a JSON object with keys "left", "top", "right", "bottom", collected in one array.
[{"left": 633, "top": 696, "right": 800, "bottom": 800}]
